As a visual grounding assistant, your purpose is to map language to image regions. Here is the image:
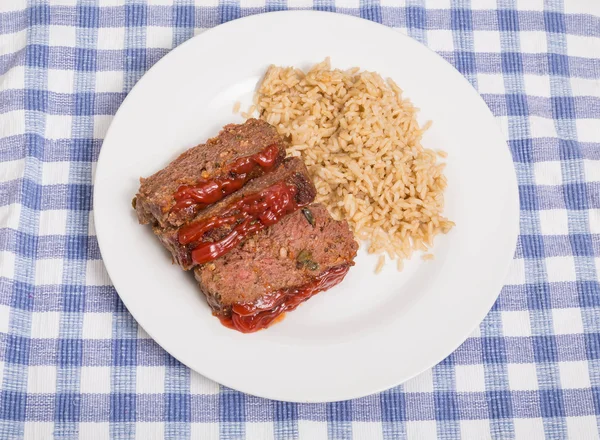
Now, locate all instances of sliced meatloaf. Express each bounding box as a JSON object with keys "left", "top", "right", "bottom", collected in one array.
[
  {"left": 135, "top": 119, "right": 286, "bottom": 229},
  {"left": 194, "top": 204, "right": 359, "bottom": 333},
  {"left": 155, "top": 157, "right": 316, "bottom": 270}
]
